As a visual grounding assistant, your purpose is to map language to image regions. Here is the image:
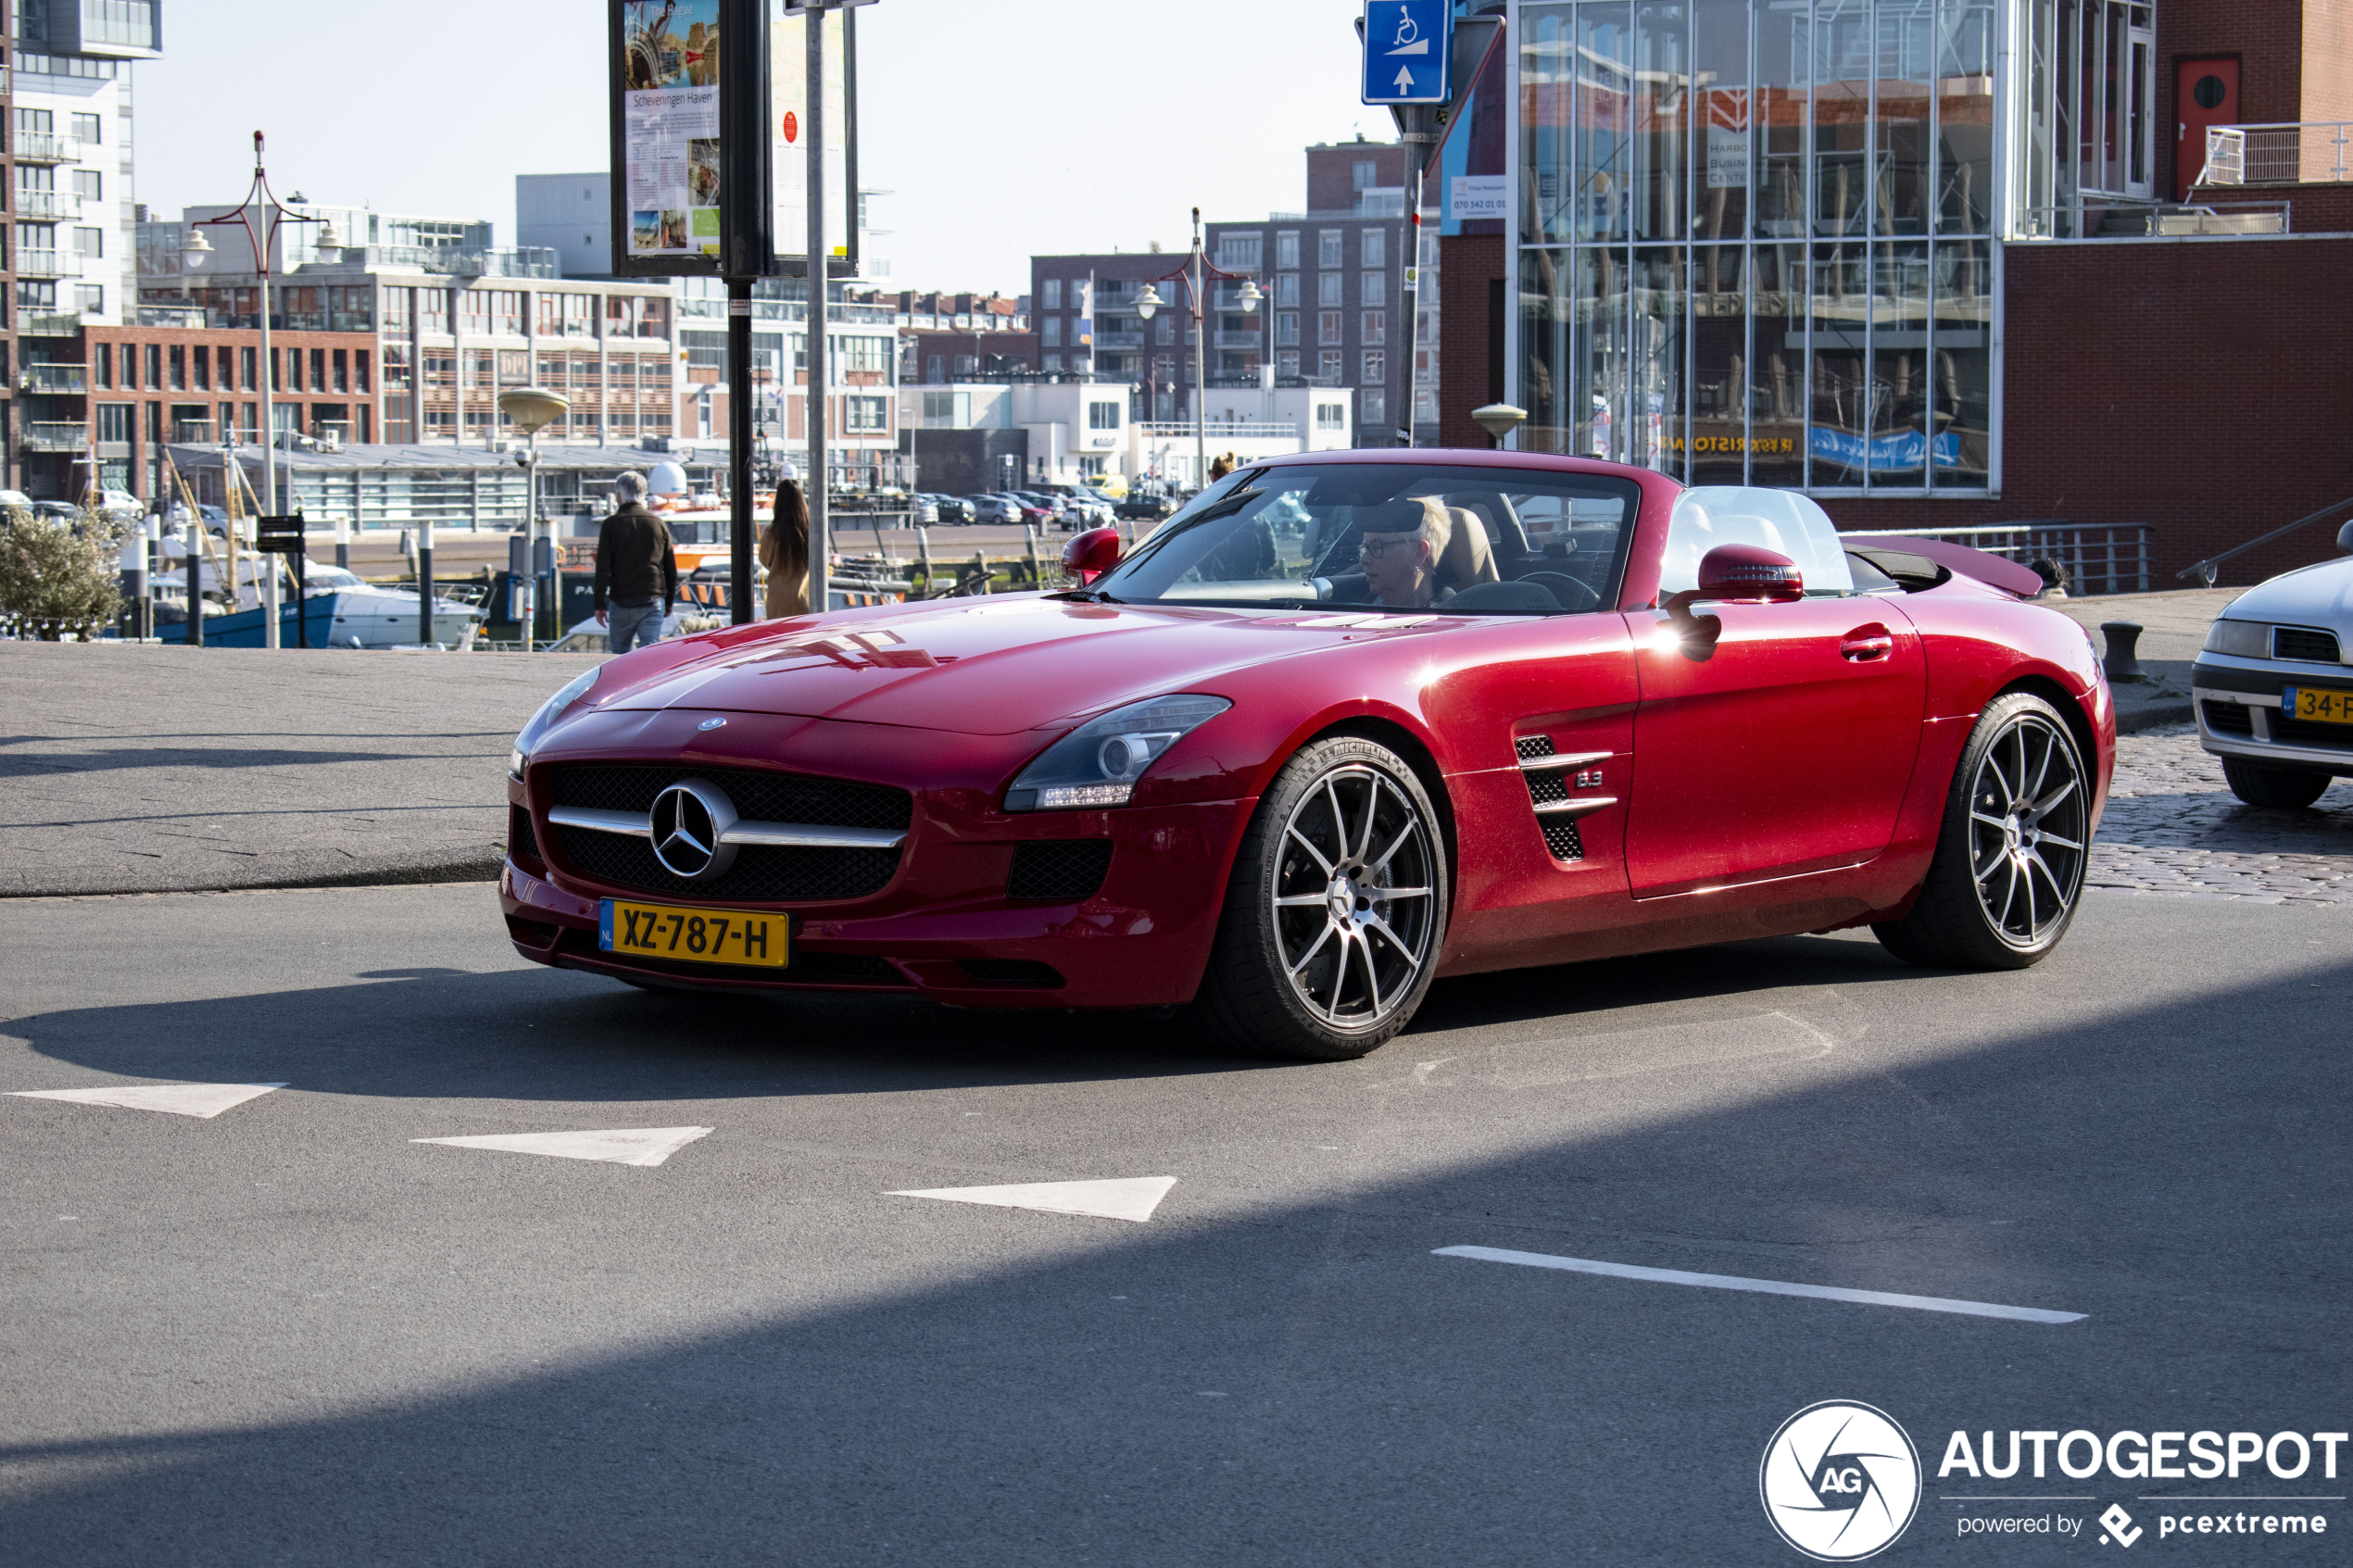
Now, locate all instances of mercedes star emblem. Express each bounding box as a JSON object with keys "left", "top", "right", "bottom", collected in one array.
[{"left": 648, "top": 778, "right": 740, "bottom": 882}]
